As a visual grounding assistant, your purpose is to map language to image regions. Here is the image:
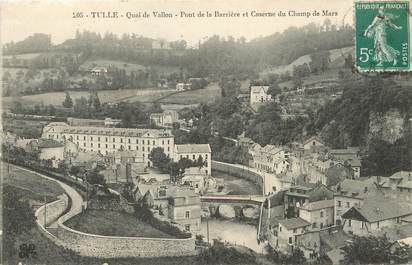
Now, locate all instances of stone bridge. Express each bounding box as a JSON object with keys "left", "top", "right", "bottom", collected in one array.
[{"left": 200, "top": 195, "right": 265, "bottom": 205}]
